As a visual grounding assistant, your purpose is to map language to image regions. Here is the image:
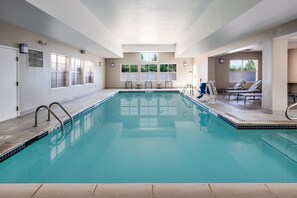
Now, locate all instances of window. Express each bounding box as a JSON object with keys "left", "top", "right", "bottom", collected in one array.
[
  {"left": 230, "top": 60, "right": 258, "bottom": 82},
  {"left": 85, "top": 60, "right": 94, "bottom": 84},
  {"left": 71, "top": 58, "right": 83, "bottom": 85},
  {"left": 159, "top": 64, "right": 177, "bottom": 81},
  {"left": 140, "top": 64, "right": 158, "bottom": 81},
  {"left": 141, "top": 52, "right": 158, "bottom": 62},
  {"left": 28, "top": 49, "right": 43, "bottom": 68},
  {"left": 121, "top": 64, "right": 139, "bottom": 81},
  {"left": 51, "top": 53, "right": 67, "bottom": 88}
]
